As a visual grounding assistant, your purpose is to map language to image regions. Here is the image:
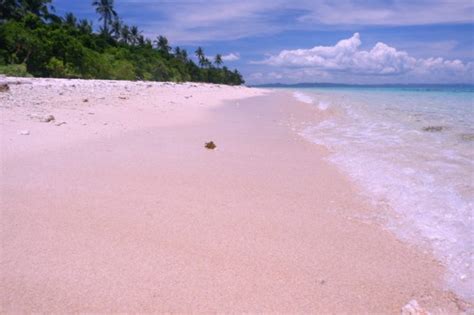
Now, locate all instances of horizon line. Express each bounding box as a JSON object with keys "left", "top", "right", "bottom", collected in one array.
[{"left": 251, "top": 82, "right": 474, "bottom": 87}]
